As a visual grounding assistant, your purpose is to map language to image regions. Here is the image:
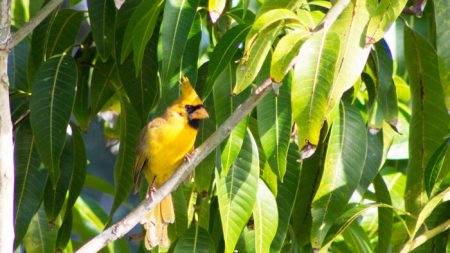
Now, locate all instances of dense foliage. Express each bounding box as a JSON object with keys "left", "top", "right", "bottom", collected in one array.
[{"left": 8, "top": 0, "right": 449, "bottom": 252}]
